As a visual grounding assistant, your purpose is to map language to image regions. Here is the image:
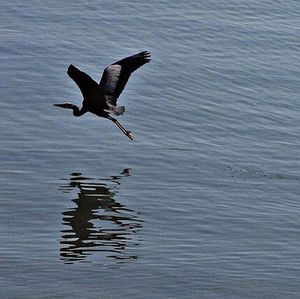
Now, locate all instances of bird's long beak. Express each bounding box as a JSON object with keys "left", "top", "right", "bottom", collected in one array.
[
  {"left": 54, "top": 103, "right": 74, "bottom": 109},
  {"left": 53, "top": 104, "right": 65, "bottom": 108}
]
